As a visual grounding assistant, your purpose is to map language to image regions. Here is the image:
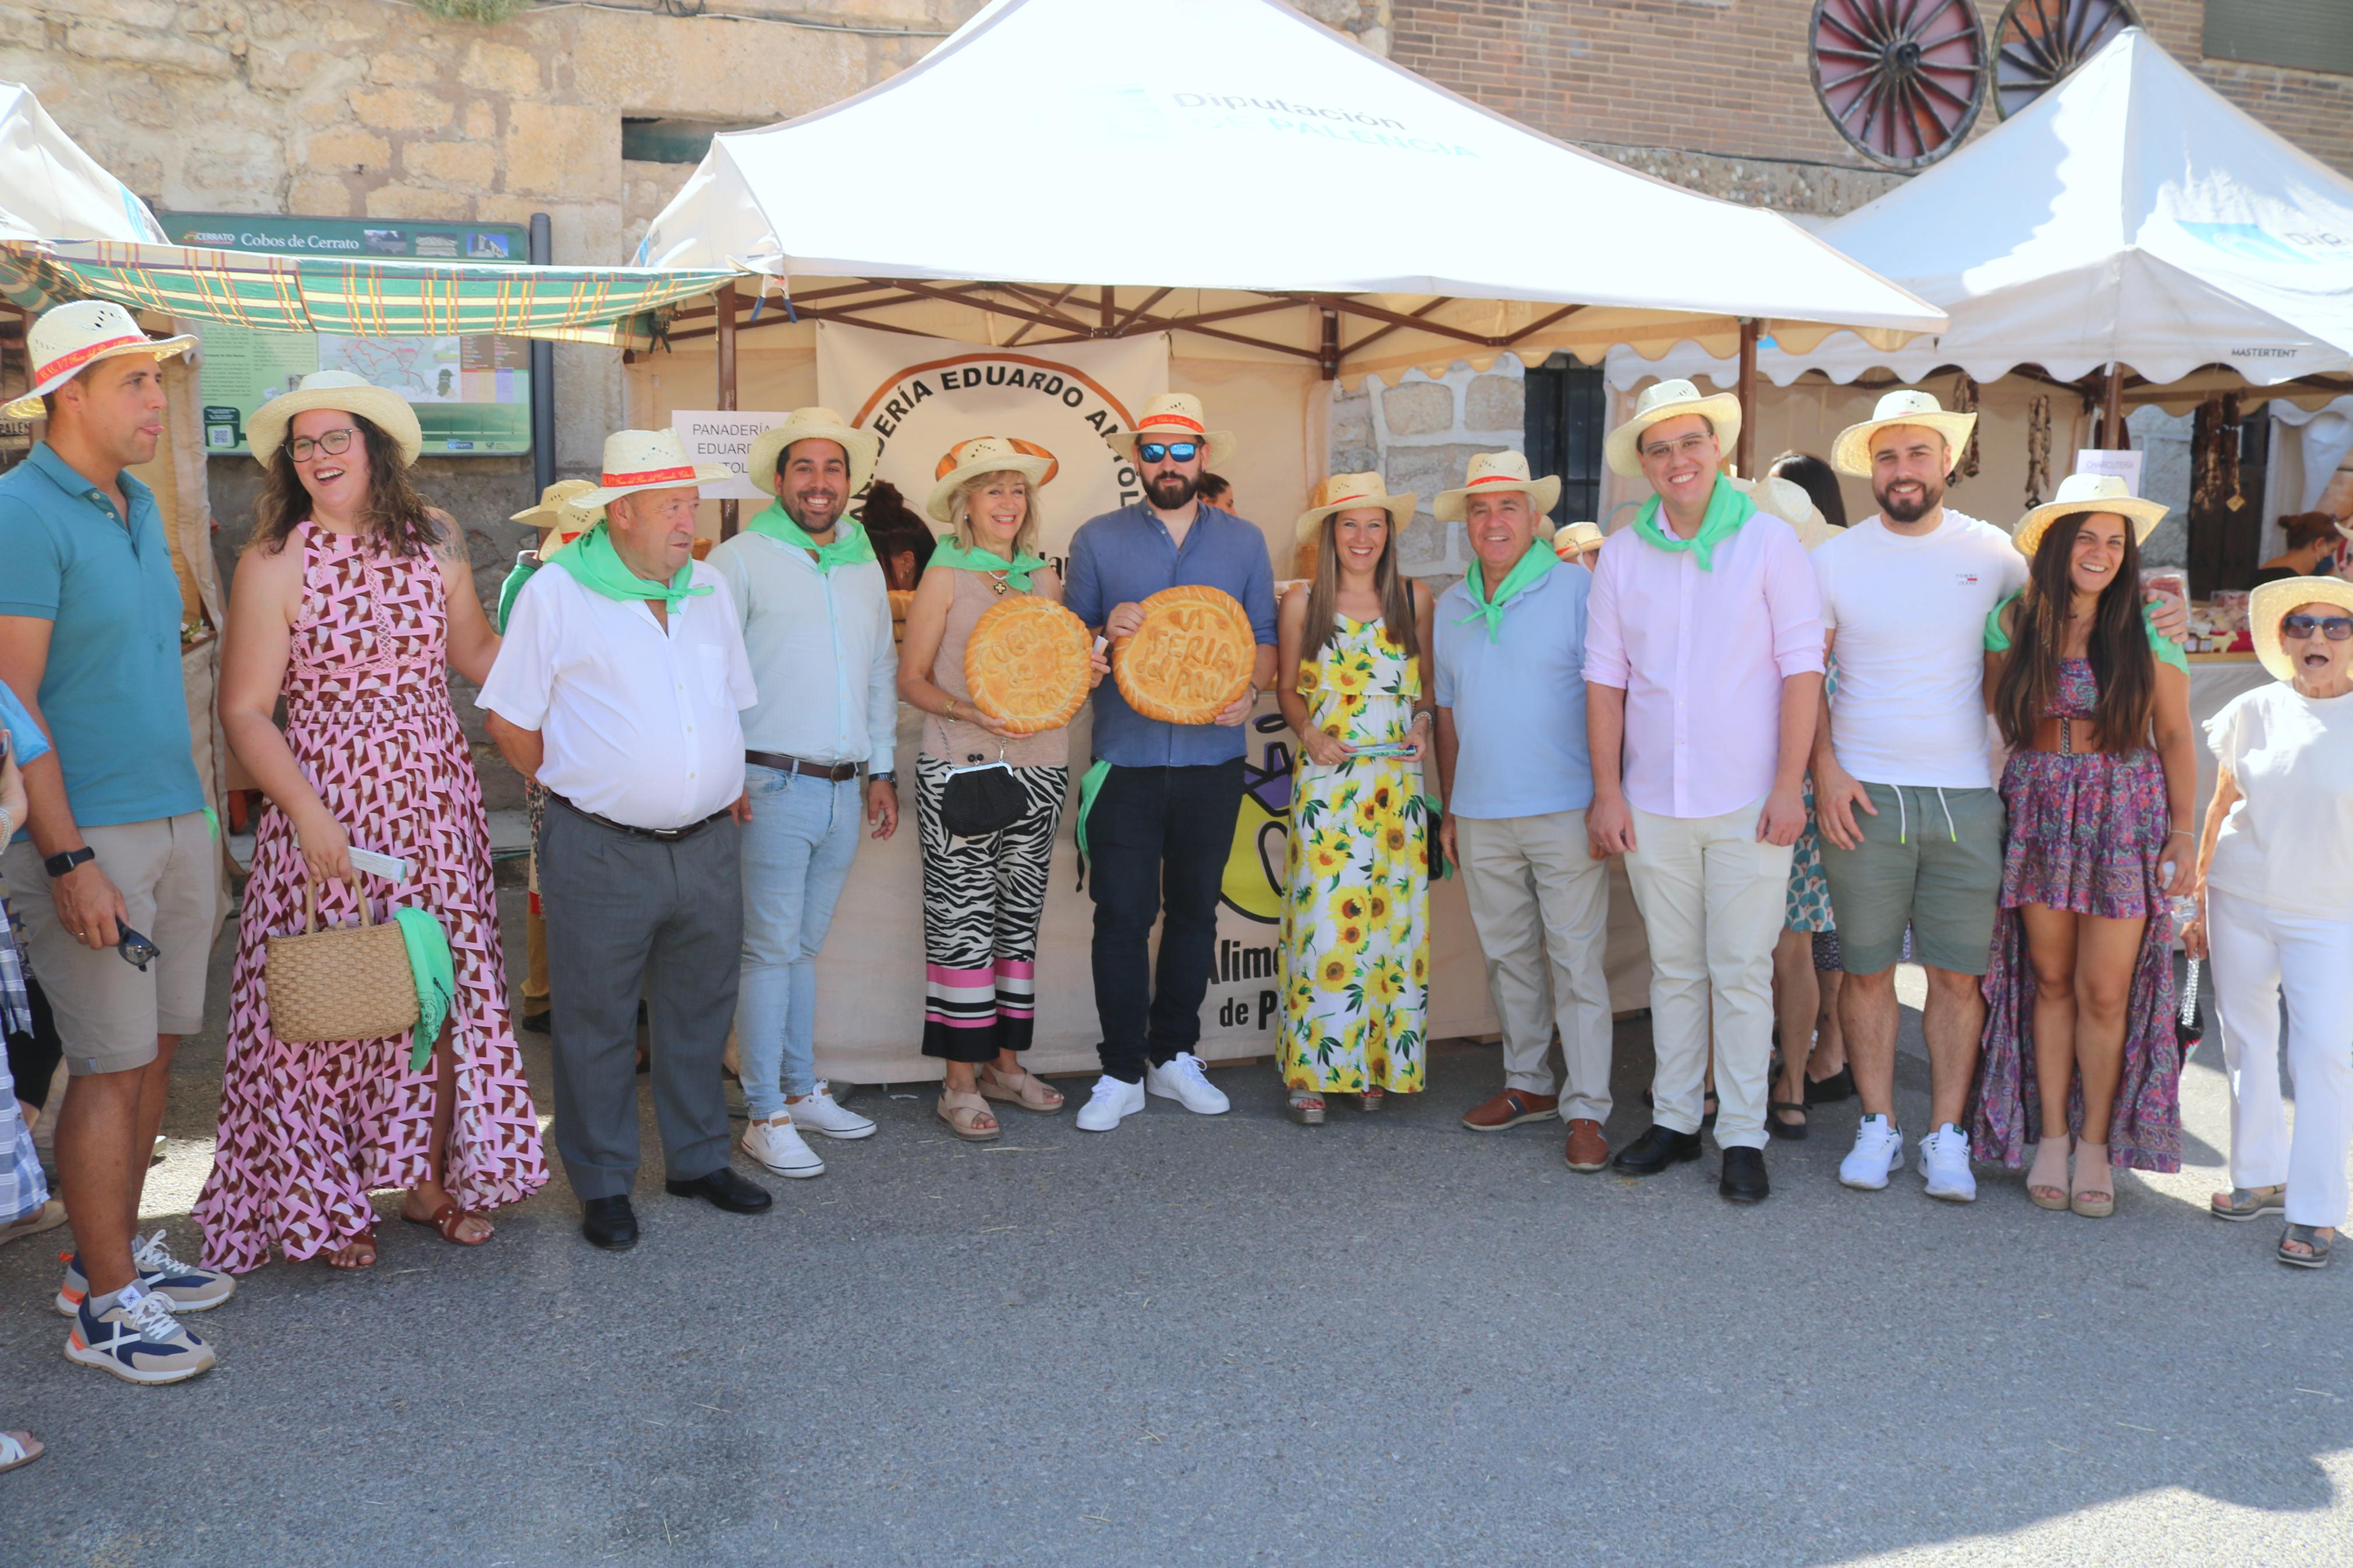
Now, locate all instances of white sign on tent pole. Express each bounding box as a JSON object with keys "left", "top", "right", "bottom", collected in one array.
[
  {"left": 672, "top": 409, "right": 786, "bottom": 500},
  {"left": 2073, "top": 447, "right": 2145, "bottom": 495}
]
